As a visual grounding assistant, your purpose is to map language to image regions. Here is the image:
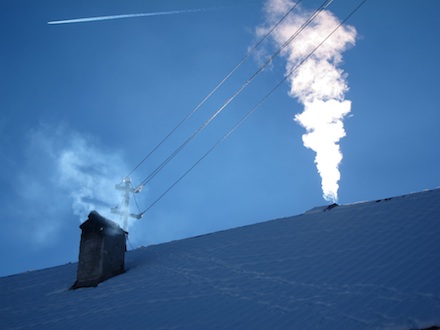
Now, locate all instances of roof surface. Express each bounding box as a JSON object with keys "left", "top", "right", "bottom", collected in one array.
[{"left": 1, "top": 188, "right": 439, "bottom": 329}]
